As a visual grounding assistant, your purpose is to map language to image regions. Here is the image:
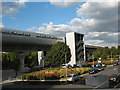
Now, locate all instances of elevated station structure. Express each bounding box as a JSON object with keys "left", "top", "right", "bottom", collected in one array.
[
  {"left": 1, "top": 28, "right": 65, "bottom": 71},
  {"left": 1, "top": 28, "right": 65, "bottom": 52}
]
